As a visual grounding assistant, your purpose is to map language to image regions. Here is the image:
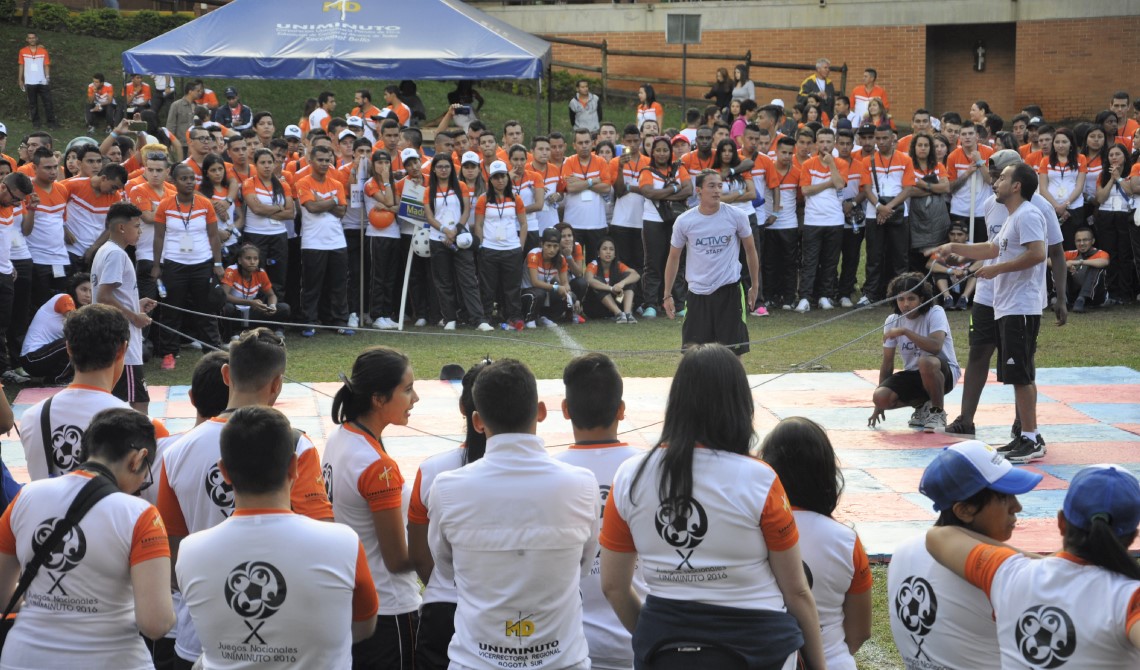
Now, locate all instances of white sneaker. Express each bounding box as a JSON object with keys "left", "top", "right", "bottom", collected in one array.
[
  {"left": 924, "top": 408, "right": 947, "bottom": 433},
  {"left": 414, "top": 318, "right": 428, "bottom": 327},
  {"left": 187, "top": 340, "right": 203, "bottom": 350},
  {"left": 525, "top": 320, "right": 537, "bottom": 329},
  {"left": 347, "top": 313, "right": 359, "bottom": 328},
  {"left": 840, "top": 297, "right": 854, "bottom": 308},
  {"left": 908, "top": 401, "right": 932, "bottom": 429},
  {"left": 537, "top": 316, "right": 556, "bottom": 327},
  {"left": 819, "top": 297, "right": 834, "bottom": 310},
  {"left": 855, "top": 296, "right": 873, "bottom": 308},
  {"left": 443, "top": 321, "right": 456, "bottom": 331},
  {"left": 476, "top": 322, "right": 494, "bottom": 332},
  {"left": 794, "top": 298, "right": 810, "bottom": 313}
]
